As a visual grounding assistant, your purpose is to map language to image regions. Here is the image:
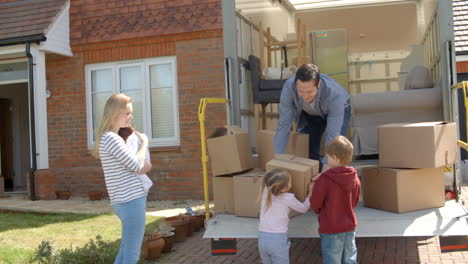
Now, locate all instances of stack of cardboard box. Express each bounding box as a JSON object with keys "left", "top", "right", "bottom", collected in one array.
[
  {"left": 209, "top": 127, "right": 318, "bottom": 218},
  {"left": 362, "top": 122, "right": 457, "bottom": 213}
]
